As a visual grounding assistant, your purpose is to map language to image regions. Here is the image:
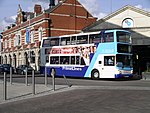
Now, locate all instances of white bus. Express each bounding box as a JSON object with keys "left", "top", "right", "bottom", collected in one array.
[{"left": 40, "top": 29, "right": 133, "bottom": 79}]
